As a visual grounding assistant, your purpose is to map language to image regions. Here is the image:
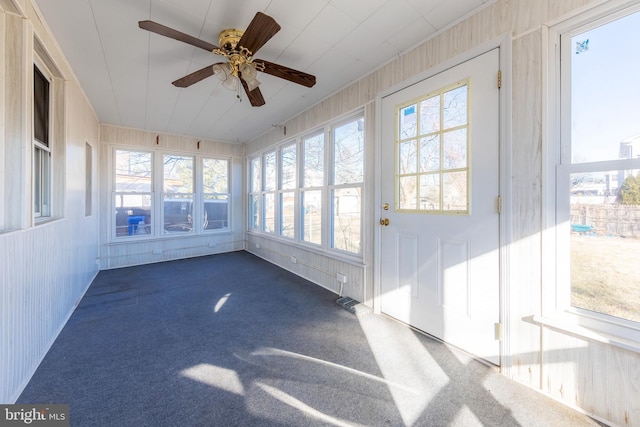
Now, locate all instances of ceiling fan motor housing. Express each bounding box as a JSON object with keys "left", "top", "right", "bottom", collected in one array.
[{"left": 218, "top": 29, "right": 244, "bottom": 53}]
